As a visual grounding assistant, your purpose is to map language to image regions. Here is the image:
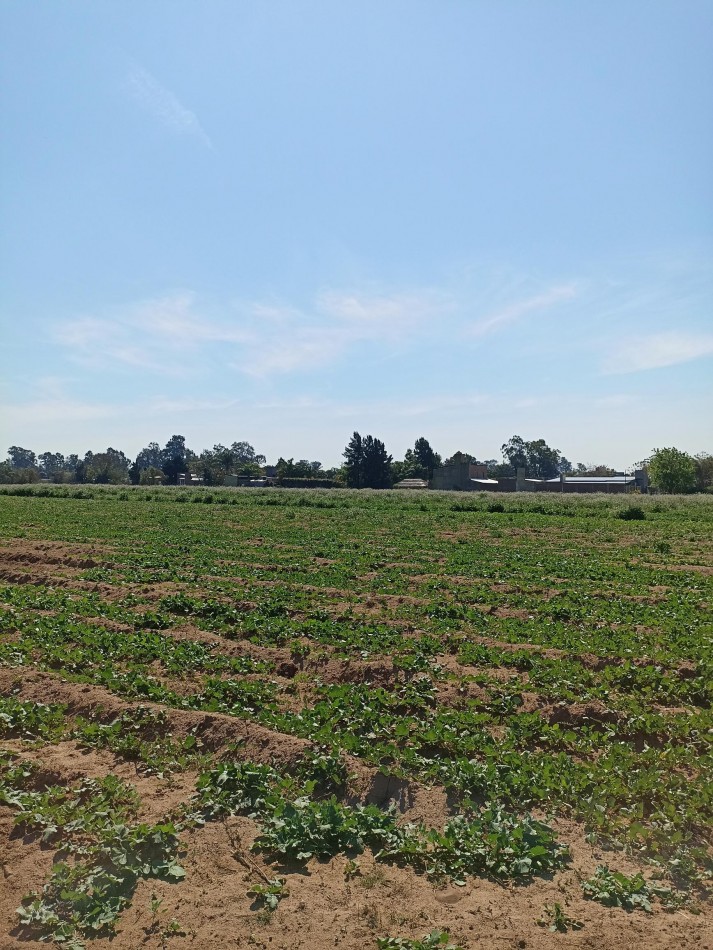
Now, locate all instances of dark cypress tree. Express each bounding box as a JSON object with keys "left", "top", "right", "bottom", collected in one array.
[
  {"left": 413, "top": 437, "right": 441, "bottom": 479},
  {"left": 343, "top": 431, "right": 364, "bottom": 488},
  {"left": 361, "top": 435, "right": 393, "bottom": 489}
]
